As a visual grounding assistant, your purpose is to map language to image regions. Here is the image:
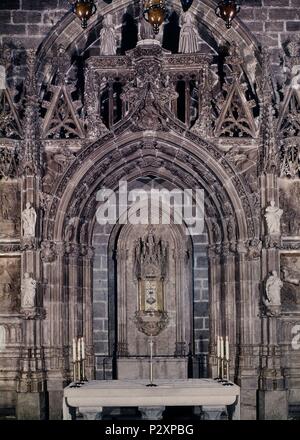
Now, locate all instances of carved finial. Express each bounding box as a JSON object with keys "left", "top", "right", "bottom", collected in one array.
[{"left": 287, "top": 37, "right": 300, "bottom": 58}]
